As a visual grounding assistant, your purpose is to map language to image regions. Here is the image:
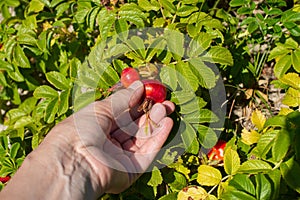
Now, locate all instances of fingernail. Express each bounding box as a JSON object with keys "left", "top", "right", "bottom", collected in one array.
[{"left": 128, "top": 80, "right": 143, "bottom": 90}]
